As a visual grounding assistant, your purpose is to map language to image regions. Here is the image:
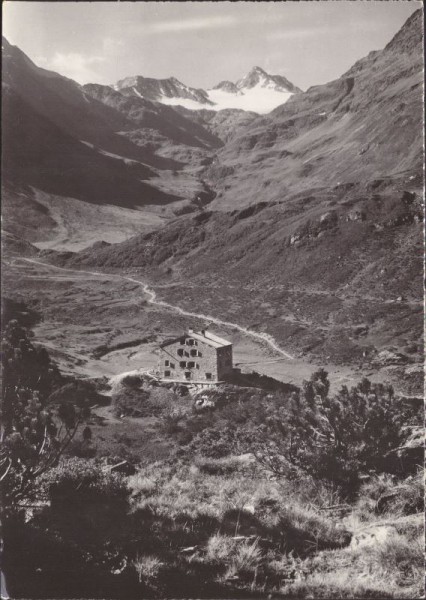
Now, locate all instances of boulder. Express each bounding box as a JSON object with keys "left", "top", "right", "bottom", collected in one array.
[{"left": 384, "top": 425, "right": 424, "bottom": 473}]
